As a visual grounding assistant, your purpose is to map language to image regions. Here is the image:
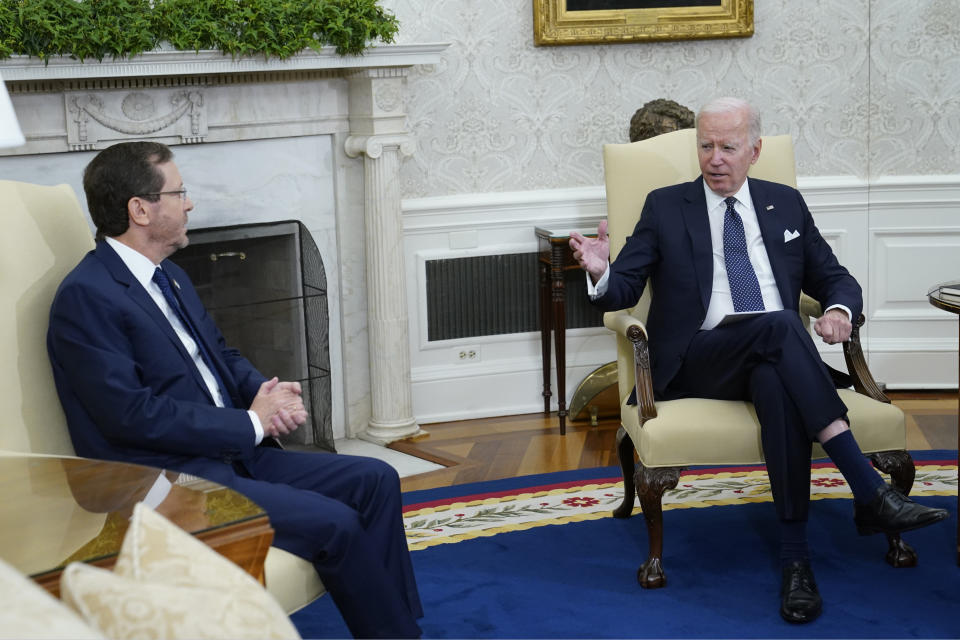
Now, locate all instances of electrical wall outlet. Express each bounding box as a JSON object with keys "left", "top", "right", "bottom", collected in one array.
[{"left": 456, "top": 347, "right": 480, "bottom": 363}]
